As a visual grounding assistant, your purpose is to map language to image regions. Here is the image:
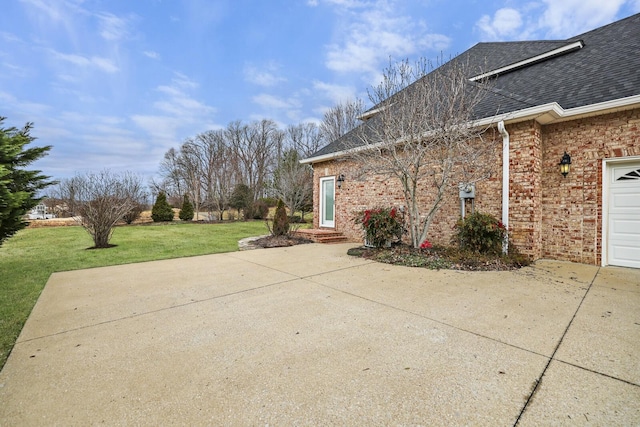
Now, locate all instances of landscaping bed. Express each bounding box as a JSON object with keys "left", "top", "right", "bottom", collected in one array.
[
  {"left": 348, "top": 244, "right": 531, "bottom": 271},
  {"left": 252, "top": 235, "right": 313, "bottom": 248}
]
